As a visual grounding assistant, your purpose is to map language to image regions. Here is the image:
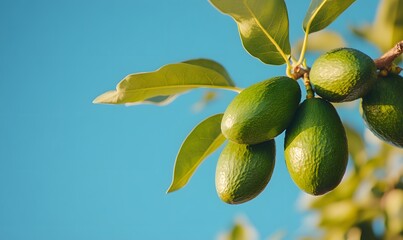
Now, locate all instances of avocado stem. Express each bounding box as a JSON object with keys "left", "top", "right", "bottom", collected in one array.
[
  {"left": 303, "top": 73, "right": 314, "bottom": 99},
  {"left": 291, "top": 64, "right": 310, "bottom": 80},
  {"left": 374, "top": 40, "right": 403, "bottom": 70}
]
